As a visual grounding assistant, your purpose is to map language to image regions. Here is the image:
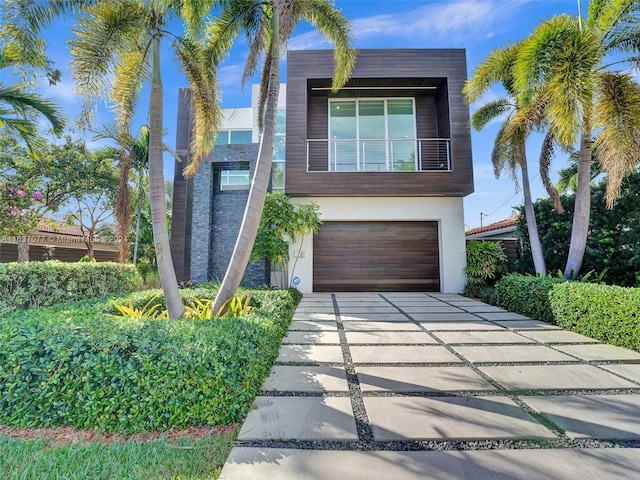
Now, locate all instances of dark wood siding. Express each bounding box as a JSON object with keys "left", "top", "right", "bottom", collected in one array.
[
  {"left": 313, "top": 221, "right": 440, "bottom": 292},
  {"left": 285, "top": 49, "right": 474, "bottom": 197},
  {"left": 0, "top": 244, "right": 119, "bottom": 263},
  {"left": 307, "top": 96, "right": 328, "bottom": 171}
]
